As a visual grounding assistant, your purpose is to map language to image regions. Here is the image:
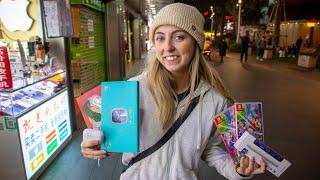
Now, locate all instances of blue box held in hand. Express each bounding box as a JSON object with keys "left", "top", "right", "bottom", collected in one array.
[{"left": 100, "top": 81, "right": 139, "bottom": 153}]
